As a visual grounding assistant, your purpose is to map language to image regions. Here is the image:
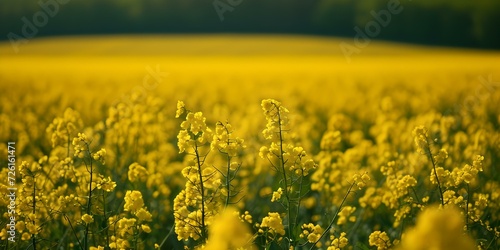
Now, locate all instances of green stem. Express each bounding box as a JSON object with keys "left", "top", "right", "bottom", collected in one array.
[
  {"left": 294, "top": 173, "right": 304, "bottom": 234},
  {"left": 465, "top": 184, "right": 470, "bottom": 231},
  {"left": 309, "top": 182, "right": 355, "bottom": 250},
  {"left": 194, "top": 142, "right": 207, "bottom": 241},
  {"left": 84, "top": 143, "right": 93, "bottom": 250},
  {"left": 103, "top": 191, "right": 110, "bottom": 248},
  {"left": 32, "top": 172, "right": 37, "bottom": 250},
  {"left": 67, "top": 127, "right": 72, "bottom": 158},
  {"left": 411, "top": 187, "right": 421, "bottom": 205},
  {"left": 159, "top": 225, "right": 175, "bottom": 248},
  {"left": 276, "top": 105, "right": 293, "bottom": 243},
  {"left": 225, "top": 153, "right": 231, "bottom": 209},
  {"left": 425, "top": 143, "right": 444, "bottom": 206},
  {"left": 63, "top": 214, "right": 84, "bottom": 250}
]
